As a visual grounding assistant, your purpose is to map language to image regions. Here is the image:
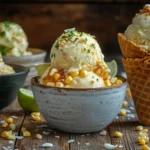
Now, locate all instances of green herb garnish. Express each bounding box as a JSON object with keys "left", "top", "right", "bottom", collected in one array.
[
  {"left": 0, "top": 46, "right": 7, "bottom": 56},
  {"left": 0, "top": 31, "right": 5, "bottom": 37}
]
